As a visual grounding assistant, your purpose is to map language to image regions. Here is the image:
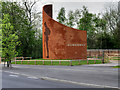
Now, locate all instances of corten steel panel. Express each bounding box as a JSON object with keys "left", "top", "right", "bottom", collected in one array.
[{"left": 43, "top": 5, "right": 87, "bottom": 59}]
